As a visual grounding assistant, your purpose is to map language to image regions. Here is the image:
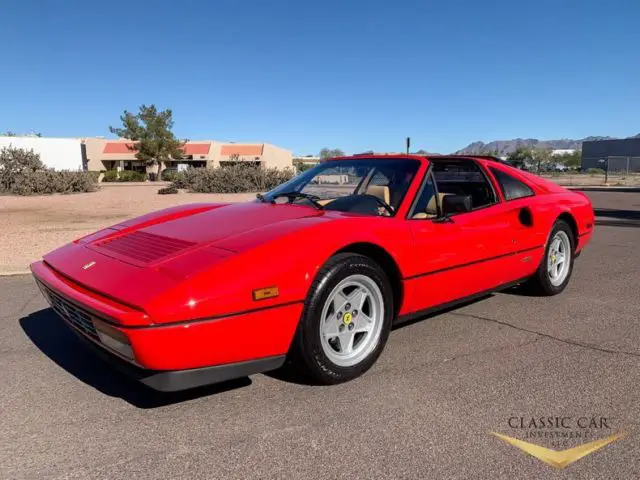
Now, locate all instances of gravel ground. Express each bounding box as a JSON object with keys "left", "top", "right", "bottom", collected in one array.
[
  {"left": 0, "top": 191, "right": 639, "bottom": 479},
  {"left": 0, "top": 185, "right": 254, "bottom": 274}
]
